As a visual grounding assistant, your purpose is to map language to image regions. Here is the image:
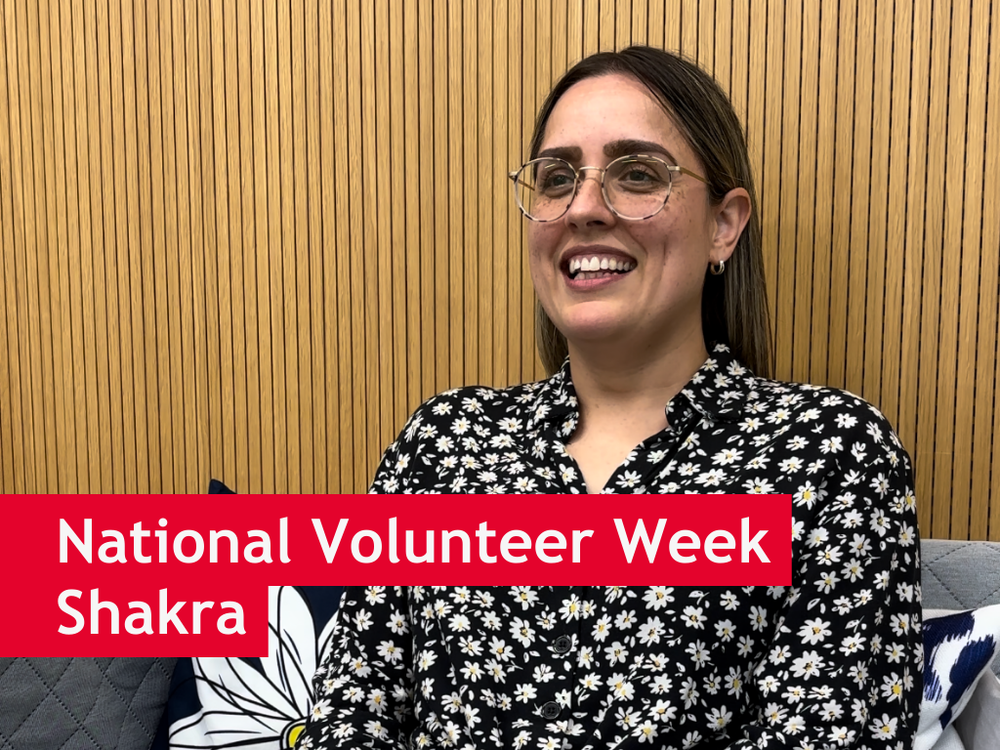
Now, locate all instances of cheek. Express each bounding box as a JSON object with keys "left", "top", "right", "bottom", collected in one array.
[
  {"left": 634, "top": 211, "right": 710, "bottom": 266},
  {"left": 527, "top": 225, "right": 560, "bottom": 269}
]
